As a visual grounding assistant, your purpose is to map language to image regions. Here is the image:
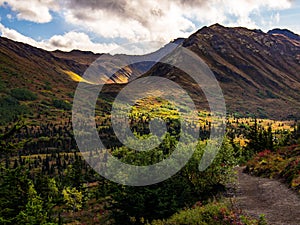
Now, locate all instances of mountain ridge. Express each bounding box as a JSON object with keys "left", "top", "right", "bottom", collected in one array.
[
  {"left": 0, "top": 24, "right": 299, "bottom": 120},
  {"left": 268, "top": 28, "right": 300, "bottom": 42},
  {"left": 179, "top": 24, "right": 300, "bottom": 118}
]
